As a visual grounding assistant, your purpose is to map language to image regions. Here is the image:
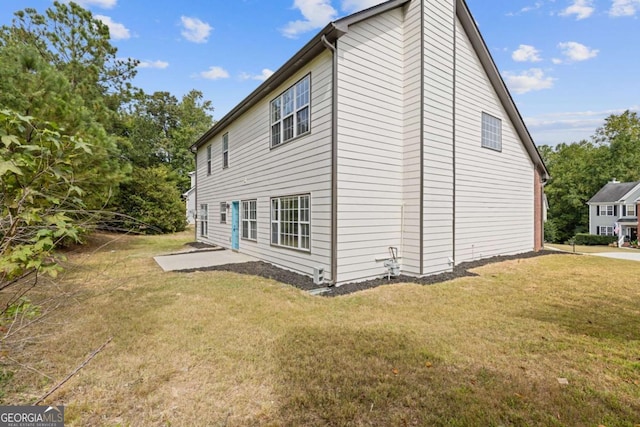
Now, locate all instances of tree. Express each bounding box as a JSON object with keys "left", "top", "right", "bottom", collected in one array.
[
  {"left": 541, "top": 111, "right": 640, "bottom": 242},
  {"left": 112, "top": 166, "right": 187, "bottom": 234},
  {"left": 1, "top": 109, "right": 89, "bottom": 288}
]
